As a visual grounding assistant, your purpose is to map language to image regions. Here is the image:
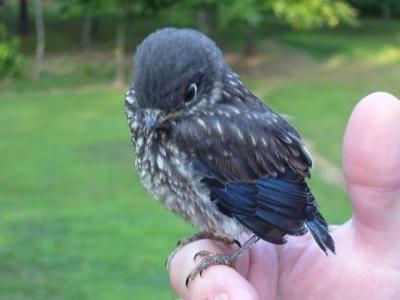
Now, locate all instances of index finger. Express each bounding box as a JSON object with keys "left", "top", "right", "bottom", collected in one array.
[{"left": 169, "top": 239, "right": 259, "bottom": 300}]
